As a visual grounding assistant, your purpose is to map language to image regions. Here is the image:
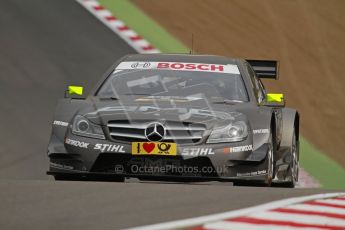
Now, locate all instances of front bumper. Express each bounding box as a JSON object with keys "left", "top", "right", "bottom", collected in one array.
[{"left": 47, "top": 134, "right": 270, "bottom": 181}]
